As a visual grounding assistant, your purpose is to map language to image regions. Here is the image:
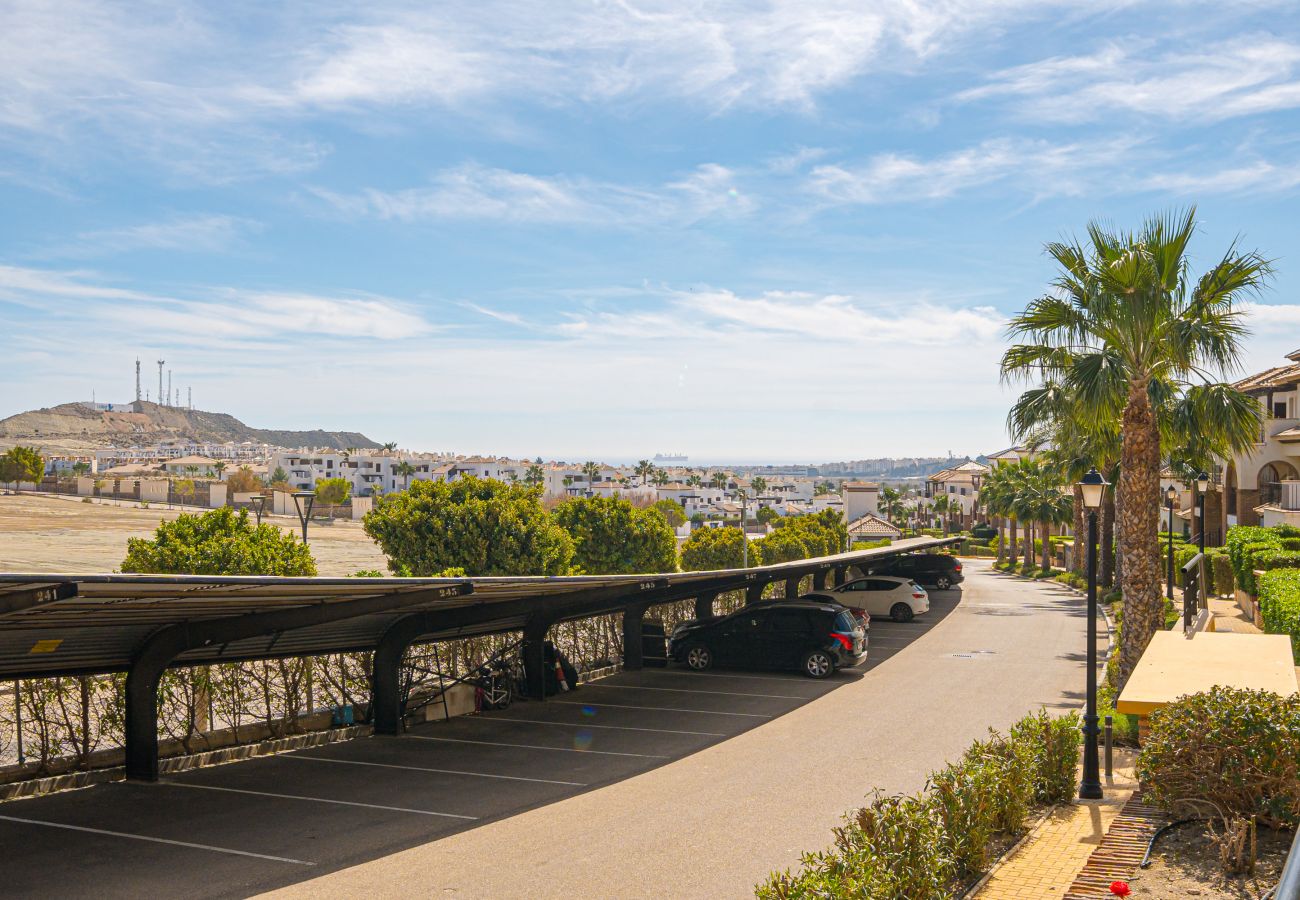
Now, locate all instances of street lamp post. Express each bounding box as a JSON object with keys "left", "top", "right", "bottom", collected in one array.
[
  {"left": 248, "top": 493, "right": 268, "bottom": 526},
  {"left": 1166, "top": 485, "right": 1177, "bottom": 601},
  {"left": 1078, "top": 467, "right": 1109, "bottom": 801},
  {"left": 292, "top": 490, "right": 316, "bottom": 544},
  {"left": 1196, "top": 471, "right": 1210, "bottom": 555}
]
